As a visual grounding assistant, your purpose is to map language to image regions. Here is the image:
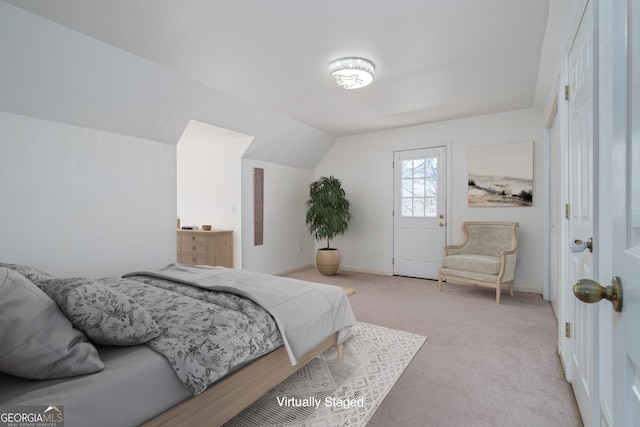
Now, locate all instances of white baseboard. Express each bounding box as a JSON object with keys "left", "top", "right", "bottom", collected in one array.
[
  {"left": 274, "top": 264, "right": 390, "bottom": 277},
  {"left": 512, "top": 285, "right": 544, "bottom": 295},
  {"left": 558, "top": 344, "right": 568, "bottom": 377},
  {"left": 338, "top": 266, "right": 391, "bottom": 276},
  {"left": 600, "top": 401, "right": 612, "bottom": 427},
  {"left": 275, "top": 266, "right": 544, "bottom": 296}
]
